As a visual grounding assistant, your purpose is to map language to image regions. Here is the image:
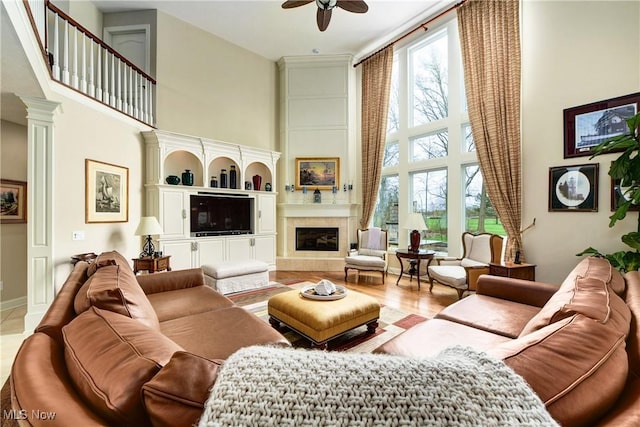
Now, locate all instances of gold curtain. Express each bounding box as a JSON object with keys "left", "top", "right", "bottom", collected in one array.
[
  {"left": 360, "top": 46, "right": 394, "bottom": 229},
  {"left": 458, "top": 0, "right": 523, "bottom": 261}
]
